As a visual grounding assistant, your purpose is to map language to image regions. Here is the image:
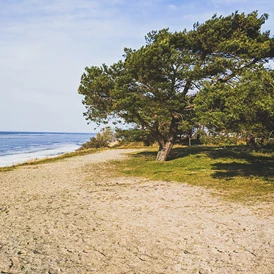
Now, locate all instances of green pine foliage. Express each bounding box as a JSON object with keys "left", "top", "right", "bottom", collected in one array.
[
  {"left": 78, "top": 11, "right": 274, "bottom": 160},
  {"left": 195, "top": 68, "right": 274, "bottom": 139}
]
